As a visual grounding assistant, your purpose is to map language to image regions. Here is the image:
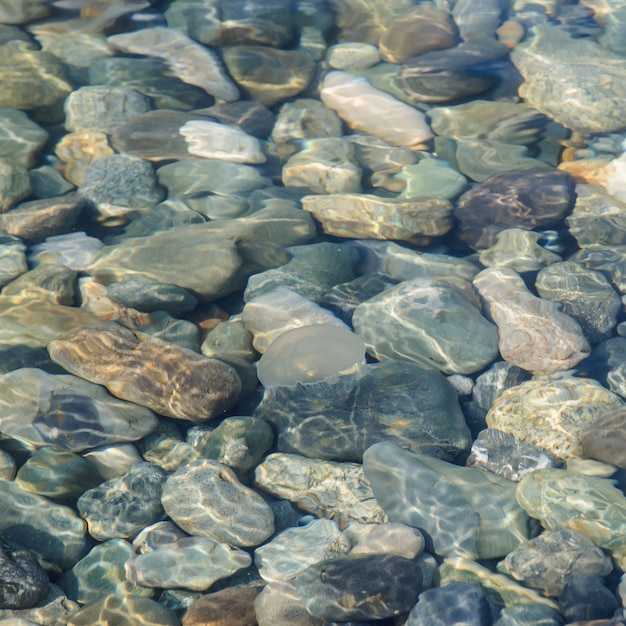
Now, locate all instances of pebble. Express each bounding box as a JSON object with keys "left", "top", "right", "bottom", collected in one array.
[
  {"left": 580, "top": 406, "right": 626, "bottom": 468},
  {"left": 363, "top": 442, "right": 529, "bottom": 559},
  {"left": 559, "top": 574, "right": 618, "bottom": 623},
  {"left": 0, "top": 584, "right": 79, "bottom": 626},
  {"left": 182, "top": 586, "right": 260, "bottom": 626},
  {"left": 326, "top": 42, "right": 380, "bottom": 70},
  {"left": 0, "top": 238, "right": 26, "bottom": 287},
  {"left": 0, "top": 537, "right": 49, "bottom": 610},
  {"left": 320, "top": 71, "right": 433, "bottom": 149},
  {"left": 106, "top": 275, "right": 197, "bottom": 314},
  {"left": 486, "top": 376, "right": 624, "bottom": 461},
  {"left": 253, "top": 581, "right": 321, "bottom": 626},
  {"left": 76, "top": 462, "right": 166, "bottom": 541},
  {"left": 48, "top": 325, "right": 241, "bottom": 421},
  {"left": 197, "top": 101, "right": 274, "bottom": 139},
  {"left": 0, "top": 106, "right": 48, "bottom": 169},
  {"left": 0, "top": 160, "right": 30, "bottom": 213},
  {"left": 161, "top": 459, "right": 275, "bottom": 548},
  {"left": 352, "top": 277, "right": 499, "bottom": 375},
  {"left": 343, "top": 522, "right": 425, "bottom": 559},
  {"left": 54, "top": 130, "right": 114, "bottom": 186},
  {"left": 474, "top": 267, "right": 590, "bottom": 375}
]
